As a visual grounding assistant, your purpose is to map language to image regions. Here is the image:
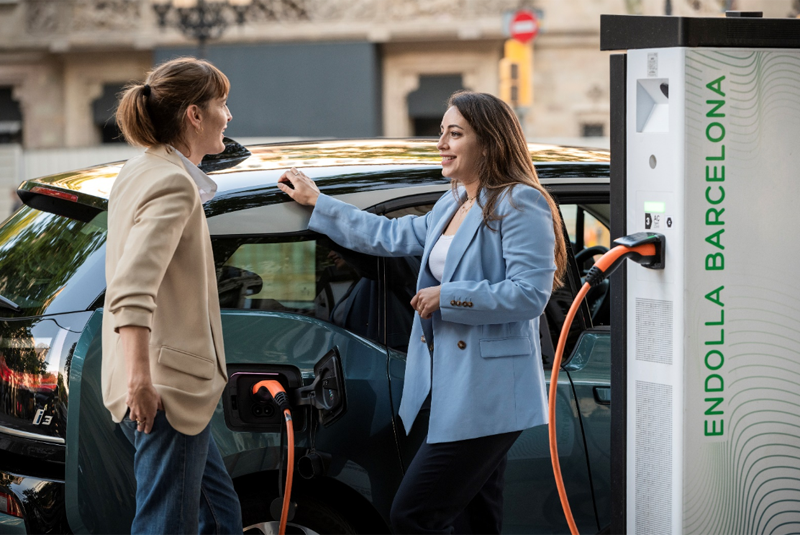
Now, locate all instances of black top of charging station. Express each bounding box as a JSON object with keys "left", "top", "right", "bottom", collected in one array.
[{"left": 601, "top": 14, "right": 800, "bottom": 50}]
